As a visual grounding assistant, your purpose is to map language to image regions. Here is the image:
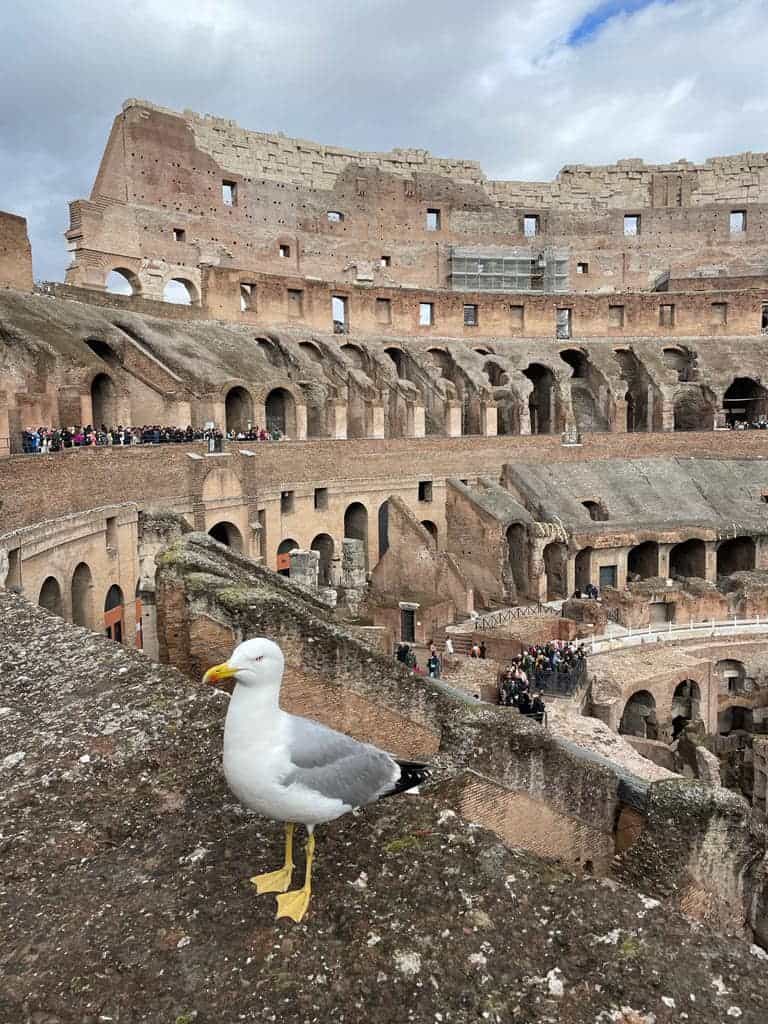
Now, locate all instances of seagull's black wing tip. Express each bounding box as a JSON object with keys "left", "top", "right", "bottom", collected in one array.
[{"left": 383, "top": 758, "right": 432, "bottom": 798}]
